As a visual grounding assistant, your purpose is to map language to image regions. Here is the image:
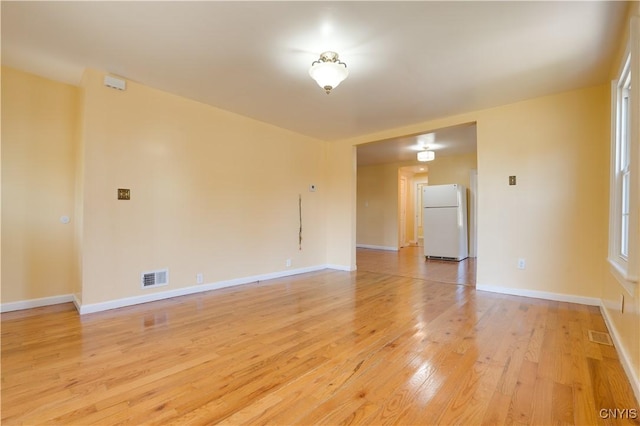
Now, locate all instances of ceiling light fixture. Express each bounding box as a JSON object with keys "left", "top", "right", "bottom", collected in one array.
[
  {"left": 417, "top": 150, "right": 435, "bottom": 162},
  {"left": 419, "top": 133, "right": 436, "bottom": 147},
  {"left": 309, "top": 51, "right": 348, "bottom": 94}
]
